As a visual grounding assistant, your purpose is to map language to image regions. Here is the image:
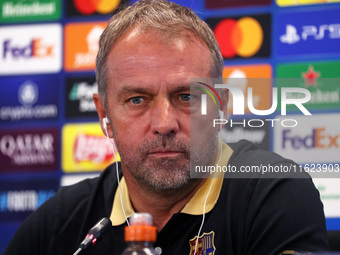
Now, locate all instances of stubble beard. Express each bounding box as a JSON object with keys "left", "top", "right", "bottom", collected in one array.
[{"left": 114, "top": 133, "right": 217, "bottom": 195}]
